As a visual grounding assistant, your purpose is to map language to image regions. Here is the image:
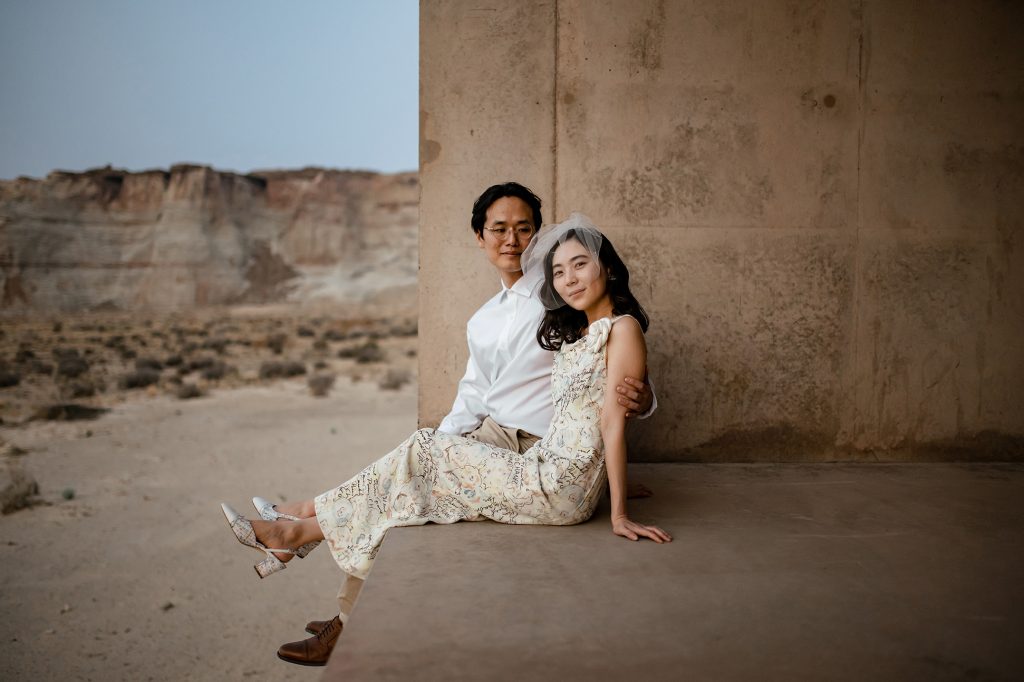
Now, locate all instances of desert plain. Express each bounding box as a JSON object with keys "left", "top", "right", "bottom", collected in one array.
[{"left": 0, "top": 304, "right": 419, "bottom": 680}]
